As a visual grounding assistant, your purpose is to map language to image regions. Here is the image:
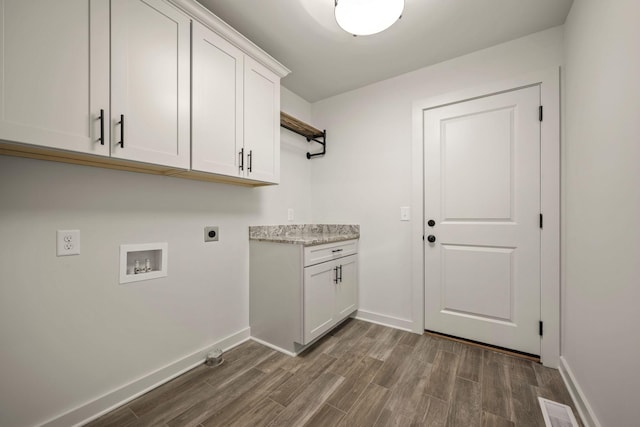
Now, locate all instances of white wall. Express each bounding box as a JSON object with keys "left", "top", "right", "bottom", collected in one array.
[
  {"left": 0, "top": 87, "right": 312, "bottom": 427},
  {"left": 310, "top": 27, "right": 564, "bottom": 329},
  {"left": 562, "top": 1, "right": 640, "bottom": 426},
  {"left": 257, "top": 87, "right": 315, "bottom": 223}
]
